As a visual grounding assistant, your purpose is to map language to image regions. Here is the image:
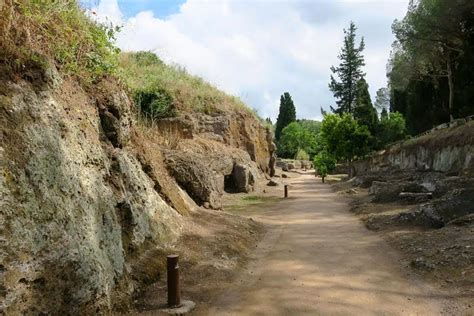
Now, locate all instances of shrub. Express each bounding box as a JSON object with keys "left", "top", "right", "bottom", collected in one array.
[
  {"left": 295, "top": 149, "right": 310, "bottom": 161},
  {"left": 134, "top": 89, "right": 177, "bottom": 120}
]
